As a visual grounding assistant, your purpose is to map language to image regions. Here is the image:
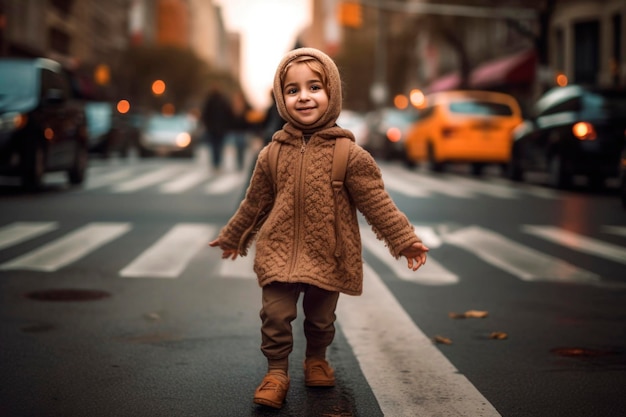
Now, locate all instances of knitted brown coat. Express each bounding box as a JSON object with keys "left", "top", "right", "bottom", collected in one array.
[{"left": 215, "top": 48, "right": 420, "bottom": 296}]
